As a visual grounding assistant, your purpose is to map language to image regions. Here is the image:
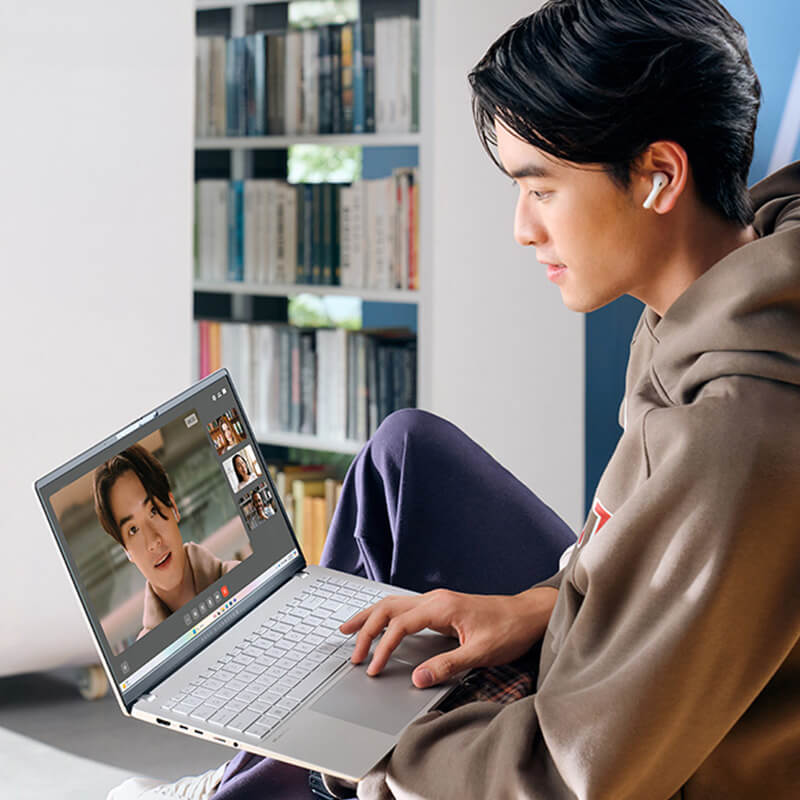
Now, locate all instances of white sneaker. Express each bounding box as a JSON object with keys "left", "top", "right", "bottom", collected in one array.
[{"left": 106, "top": 763, "right": 228, "bottom": 800}]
